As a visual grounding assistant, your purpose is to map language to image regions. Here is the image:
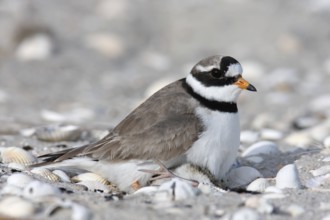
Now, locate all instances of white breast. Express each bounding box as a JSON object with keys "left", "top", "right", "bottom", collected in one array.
[{"left": 186, "top": 107, "right": 240, "bottom": 180}]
